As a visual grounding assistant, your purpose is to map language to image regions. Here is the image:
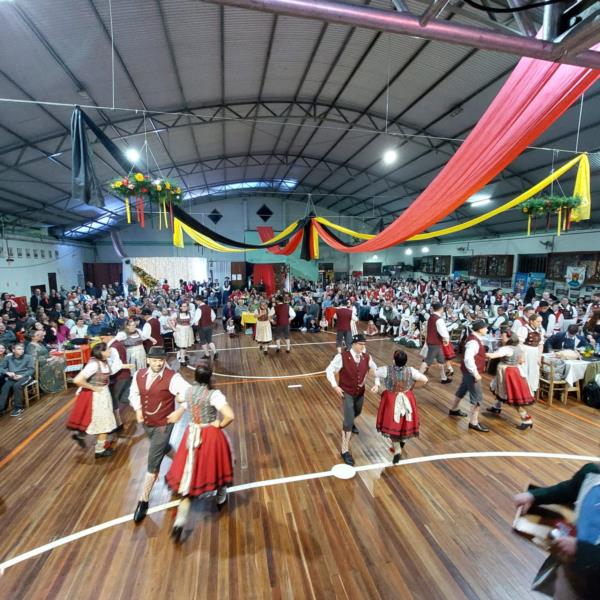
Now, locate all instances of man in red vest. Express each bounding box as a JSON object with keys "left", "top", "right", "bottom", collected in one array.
[
  {"left": 333, "top": 300, "right": 356, "bottom": 354},
  {"left": 273, "top": 296, "right": 296, "bottom": 353},
  {"left": 326, "top": 333, "right": 380, "bottom": 466},
  {"left": 193, "top": 298, "right": 218, "bottom": 360},
  {"left": 448, "top": 319, "right": 490, "bottom": 432},
  {"left": 129, "top": 346, "right": 191, "bottom": 522},
  {"left": 140, "top": 308, "right": 162, "bottom": 352},
  {"left": 419, "top": 301, "right": 454, "bottom": 384}
]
